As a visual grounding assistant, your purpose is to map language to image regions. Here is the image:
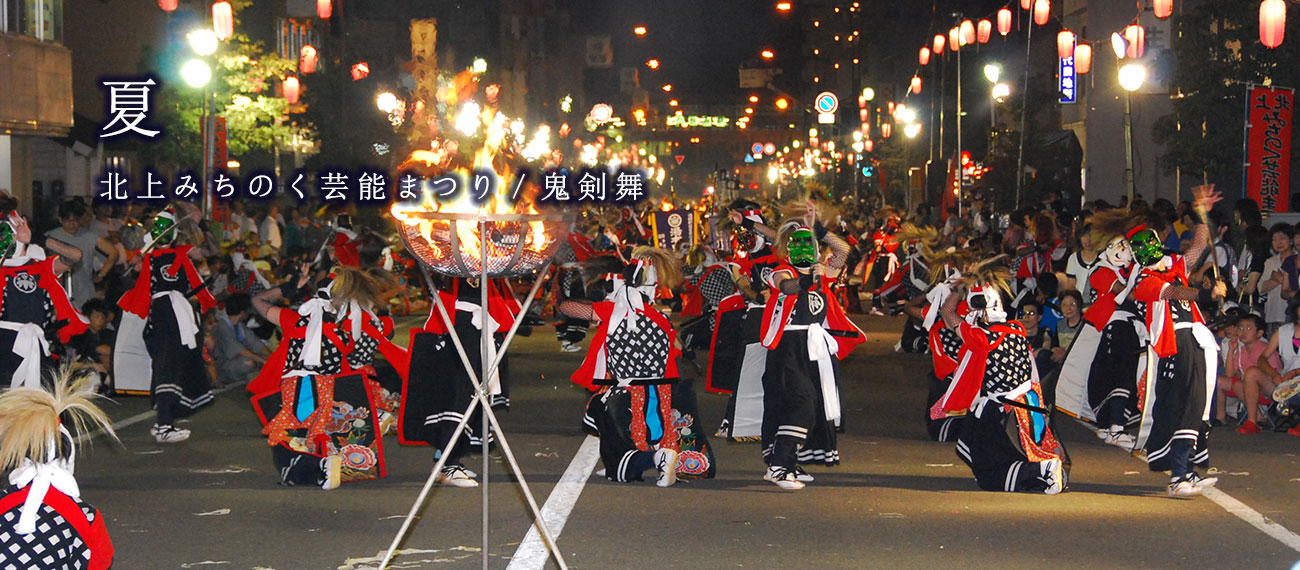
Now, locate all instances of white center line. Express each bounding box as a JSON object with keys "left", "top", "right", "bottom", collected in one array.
[
  {"left": 1202, "top": 487, "right": 1300, "bottom": 553},
  {"left": 506, "top": 436, "right": 600, "bottom": 570}
]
